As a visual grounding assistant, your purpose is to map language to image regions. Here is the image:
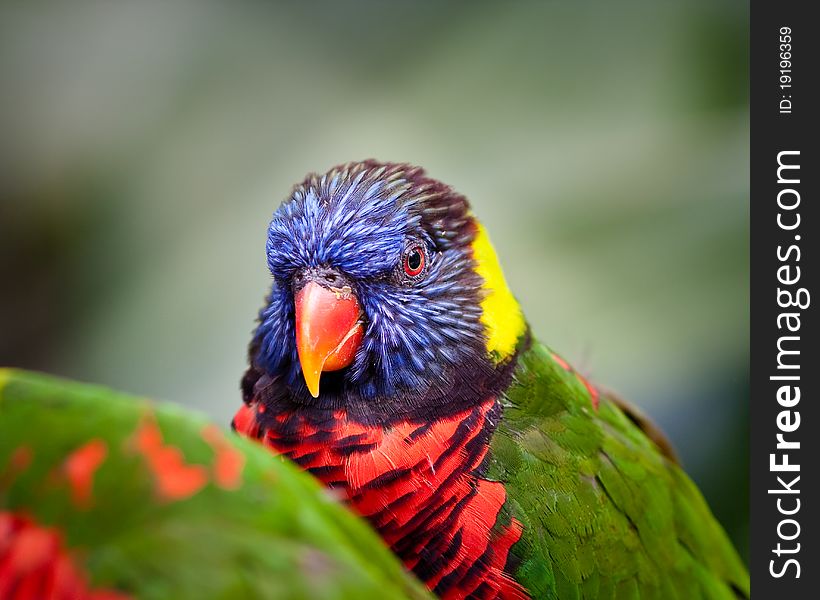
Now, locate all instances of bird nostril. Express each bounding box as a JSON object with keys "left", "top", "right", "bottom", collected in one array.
[{"left": 293, "top": 267, "right": 344, "bottom": 291}]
